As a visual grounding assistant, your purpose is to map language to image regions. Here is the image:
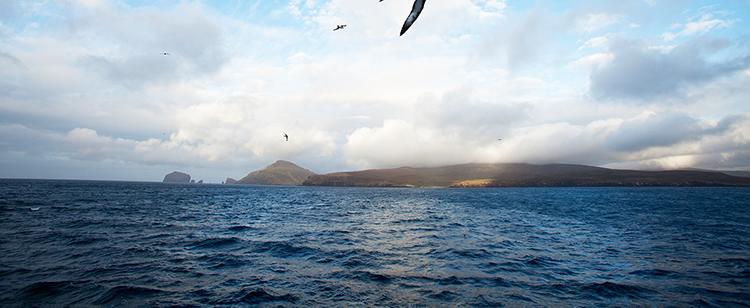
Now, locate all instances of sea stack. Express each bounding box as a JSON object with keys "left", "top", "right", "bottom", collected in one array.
[{"left": 163, "top": 171, "right": 191, "bottom": 183}]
